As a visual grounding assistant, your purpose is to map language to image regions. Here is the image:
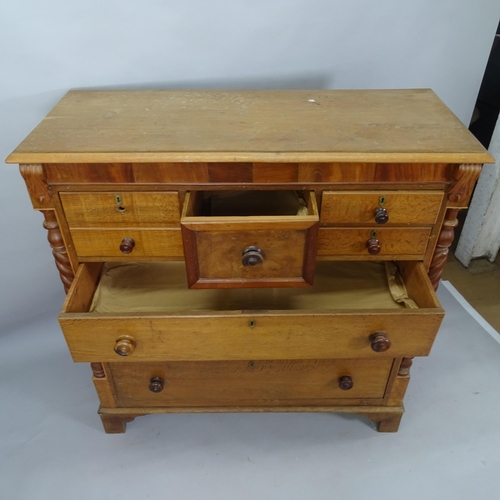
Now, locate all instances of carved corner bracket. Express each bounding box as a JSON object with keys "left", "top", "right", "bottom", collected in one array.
[
  {"left": 448, "top": 164, "right": 482, "bottom": 206},
  {"left": 428, "top": 208, "right": 459, "bottom": 290},
  {"left": 19, "top": 164, "right": 52, "bottom": 209}
]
